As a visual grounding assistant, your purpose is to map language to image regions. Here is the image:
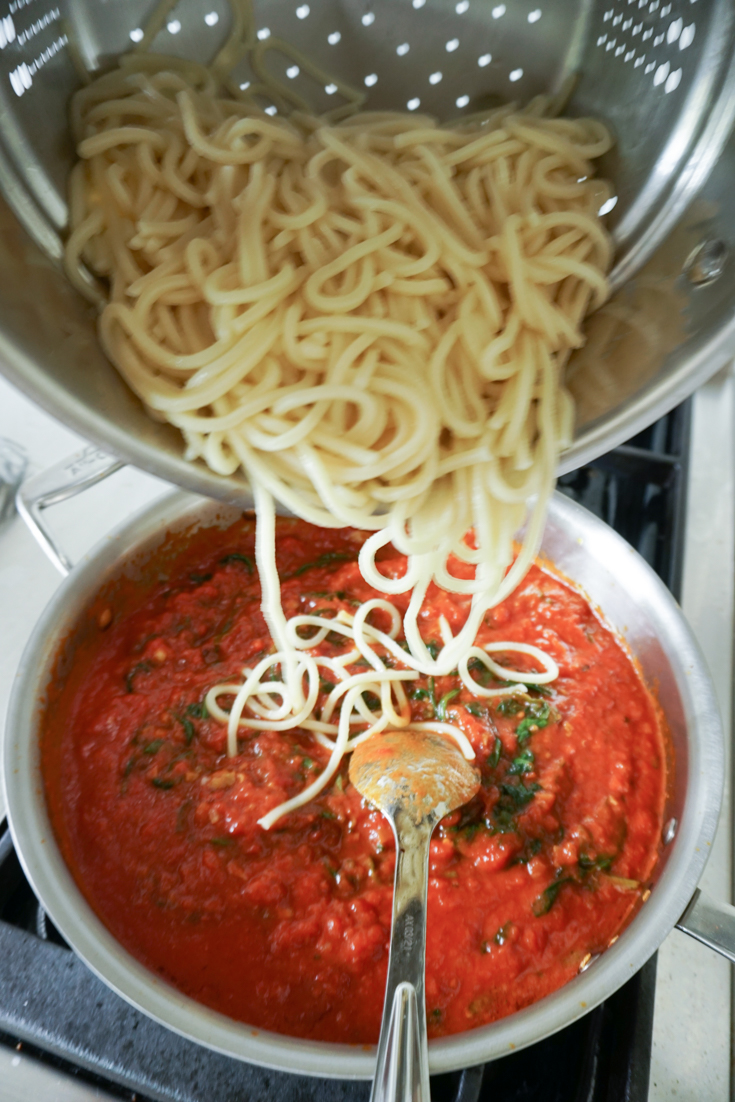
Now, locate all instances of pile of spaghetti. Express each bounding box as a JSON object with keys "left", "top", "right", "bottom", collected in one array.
[{"left": 64, "top": 27, "right": 612, "bottom": 822}]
